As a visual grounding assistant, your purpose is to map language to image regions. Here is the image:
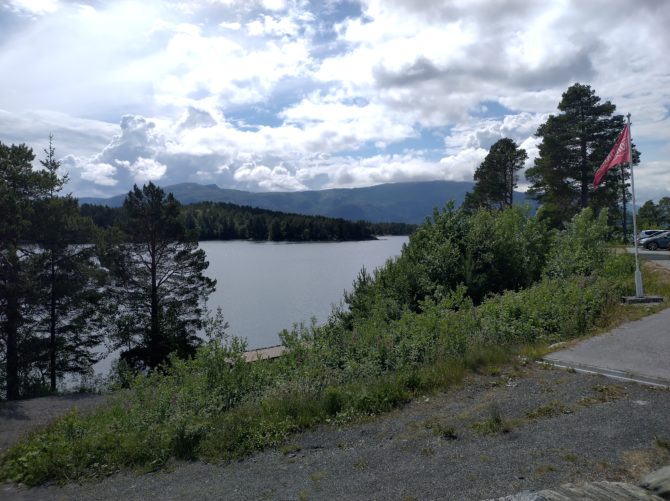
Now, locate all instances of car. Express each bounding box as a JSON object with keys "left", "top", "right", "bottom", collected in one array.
[
  {"left": 640, "top": 230, "right": 670, "bottom": 250},
  {"left": 636, "top": 229, "right": 666, "bottom": 244}
]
